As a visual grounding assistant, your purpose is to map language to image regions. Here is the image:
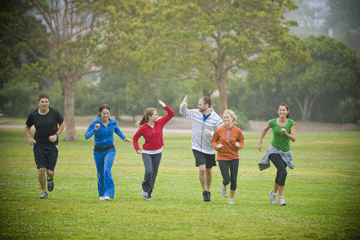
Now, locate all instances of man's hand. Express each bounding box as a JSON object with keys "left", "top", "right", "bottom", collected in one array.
[
  {"left": 49, "top": 134, "right": 57, "bottom": 142},
  {"left": 204, "top": 129, "right": 211, "bottom": 135},
  {"left": 182, "top": 95, "right": 188, "bottom": 105},
  {"left": 29, "top": 139, "right": 36, "bottom": 145}
]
